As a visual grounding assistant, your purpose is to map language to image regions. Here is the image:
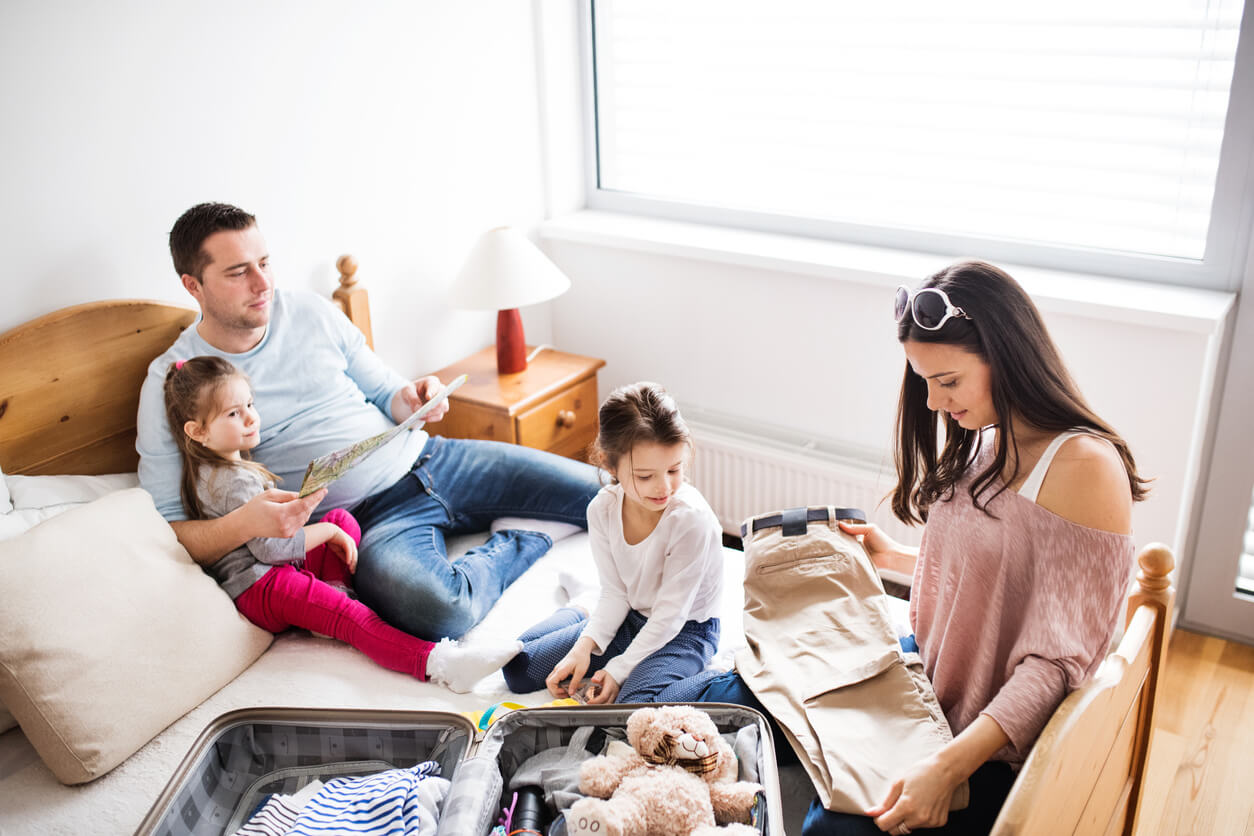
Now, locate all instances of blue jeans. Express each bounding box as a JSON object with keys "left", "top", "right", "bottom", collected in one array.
[
  {"left": 350, "top": 437, "right": 601, "bottom": 640},
  {"left": 800, "top": 761, "right": 1015, "bottom": 836},
  {"left": 502, "top": 607, "right": 720, "bottom": 703}
]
